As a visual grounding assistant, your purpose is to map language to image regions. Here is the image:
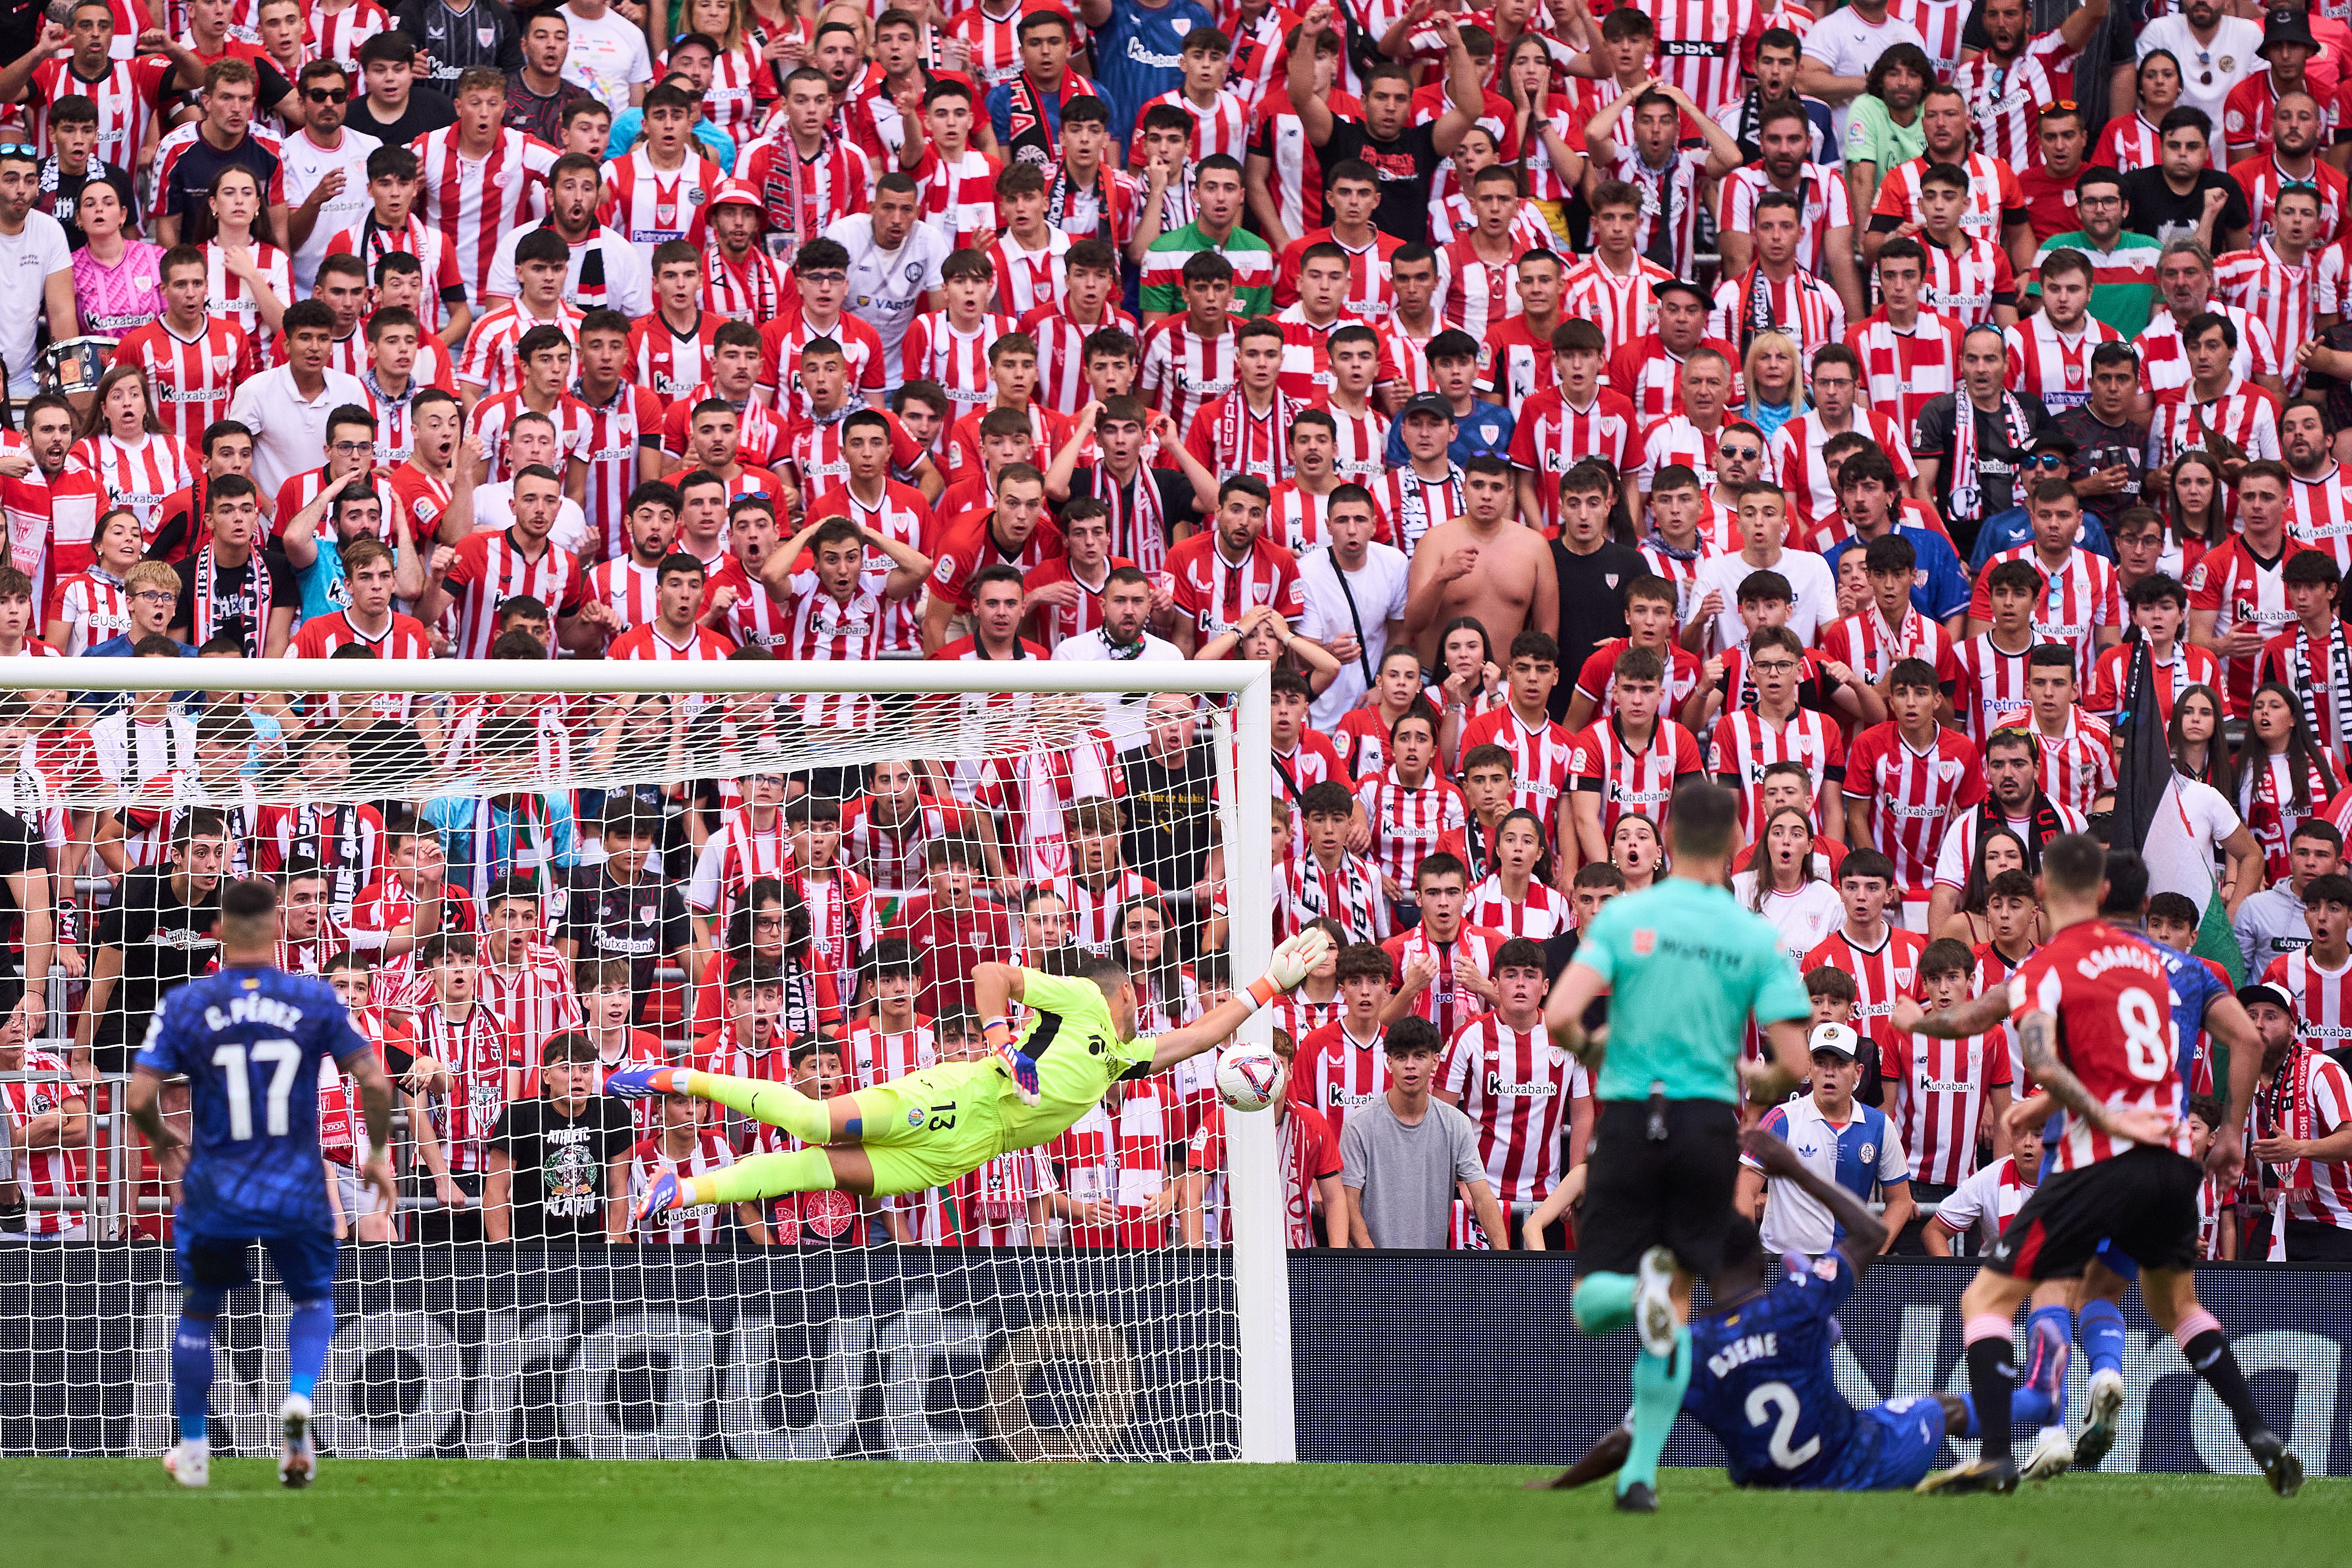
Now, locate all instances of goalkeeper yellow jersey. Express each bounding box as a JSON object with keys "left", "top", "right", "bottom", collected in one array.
[{"left": 996, "top": 969, "right": 1157, "bottom": 1149}]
